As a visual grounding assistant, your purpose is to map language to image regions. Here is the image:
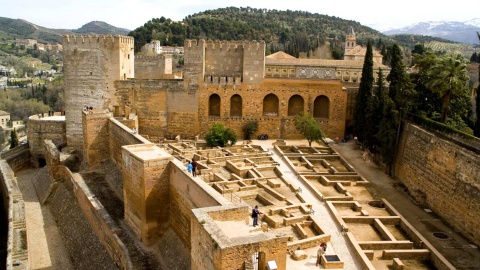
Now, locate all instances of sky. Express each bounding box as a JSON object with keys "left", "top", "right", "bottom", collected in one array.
[{"left": 1, "top": 0, "right": 478, "bottom": 31}]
